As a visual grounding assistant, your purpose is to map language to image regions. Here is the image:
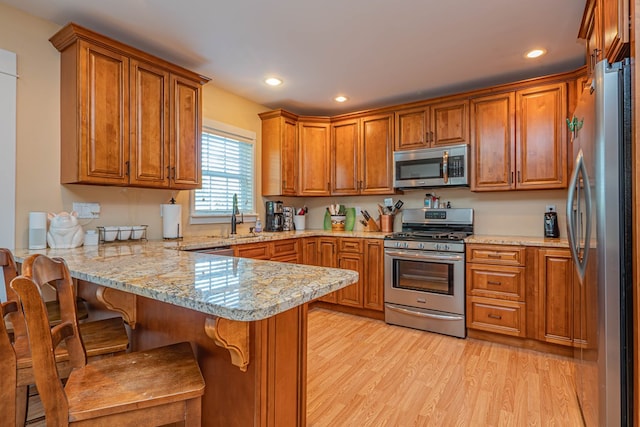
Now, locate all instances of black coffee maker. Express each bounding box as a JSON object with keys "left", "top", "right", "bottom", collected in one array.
[
  {"left": 265, "top": 201, "right": 284, "bottom": 232},
  {"left": 544, "top": 208, "right": 560, "bottom": 238}
]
